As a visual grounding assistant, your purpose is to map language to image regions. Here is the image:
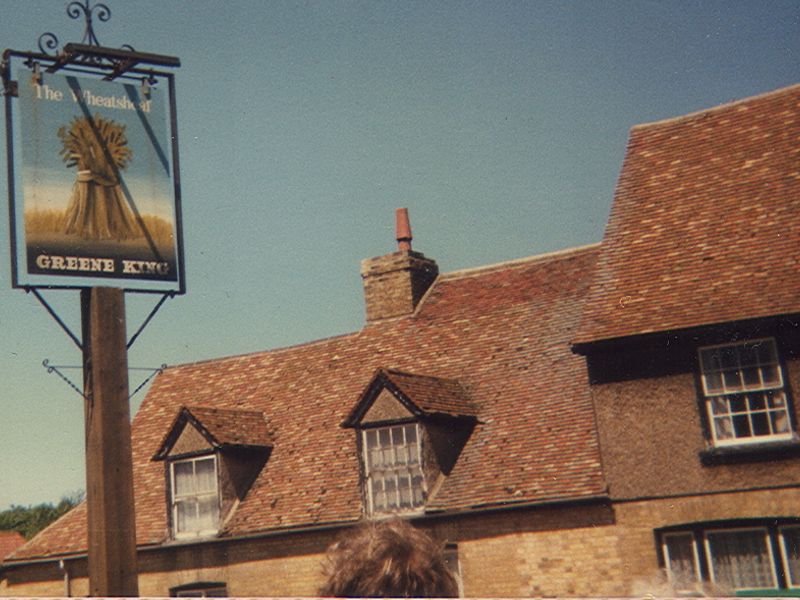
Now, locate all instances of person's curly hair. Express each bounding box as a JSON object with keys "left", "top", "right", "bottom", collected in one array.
[{"left": 319, "top": 519, "right": 459, "bottom": 598}]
